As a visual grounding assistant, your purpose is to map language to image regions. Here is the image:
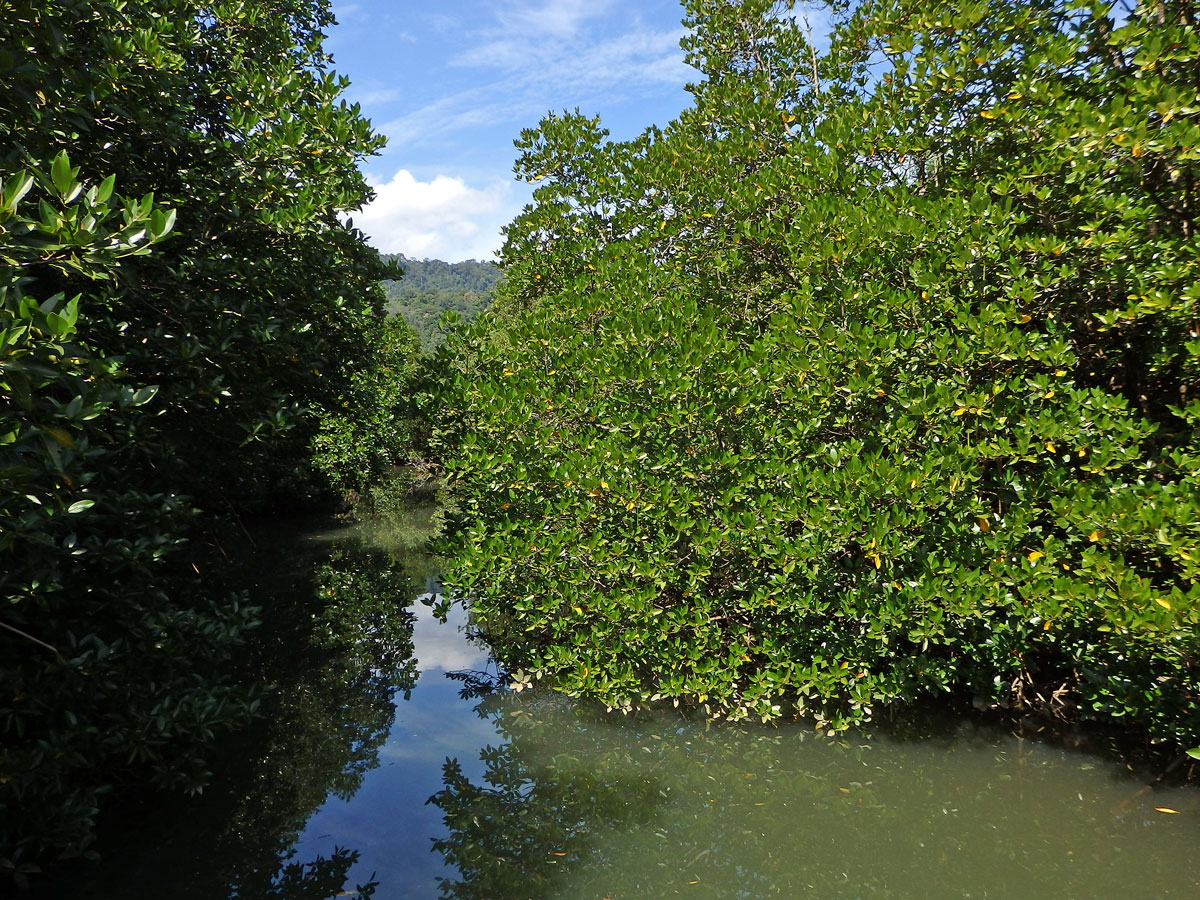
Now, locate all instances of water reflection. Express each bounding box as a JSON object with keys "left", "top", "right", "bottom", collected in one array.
[
  {"left": 216, "top": 531, "right": 419, "bottom": 900},
  {"left": 38, "top": 516, "right": 425, "bottom": 900},
  {"left": 38, "top": 511, "right": 1200, "bottom": 900},
  {"left": 429, "top": 681, "right": 1200, "bottom": 900}
]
